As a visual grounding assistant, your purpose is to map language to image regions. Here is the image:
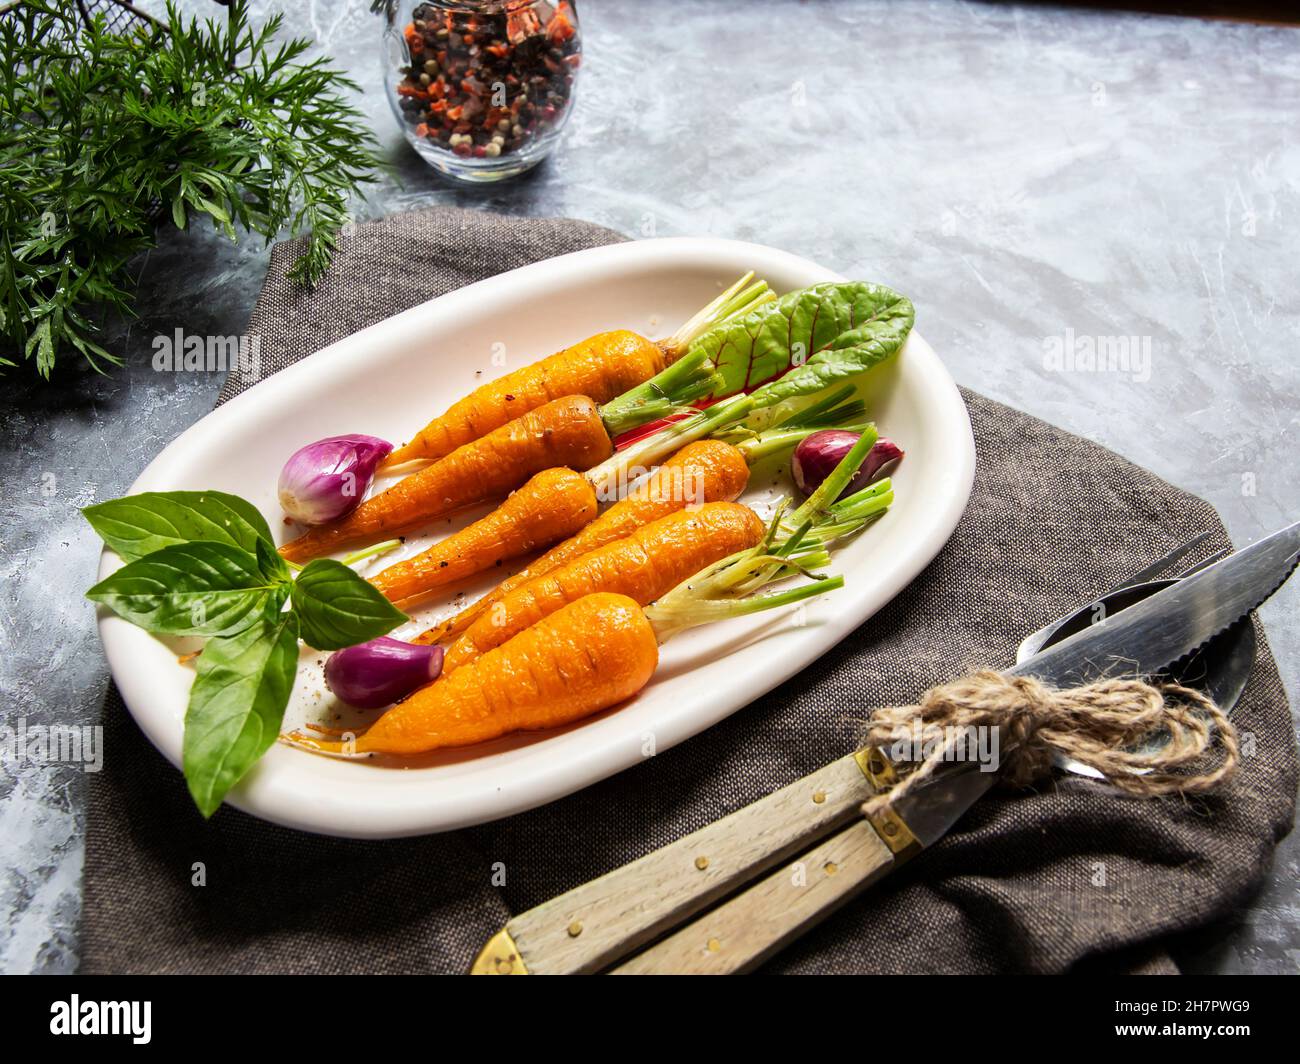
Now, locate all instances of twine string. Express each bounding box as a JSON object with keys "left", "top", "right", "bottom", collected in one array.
[{"left": 860, "top": 670, "right": 1240, "bottom": 819}]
